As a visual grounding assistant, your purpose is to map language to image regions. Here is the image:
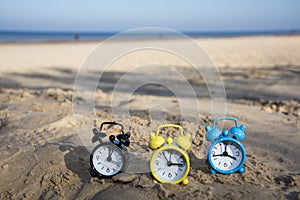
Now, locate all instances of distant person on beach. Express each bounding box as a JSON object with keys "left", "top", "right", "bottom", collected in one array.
[{"left": 74, "top": 33, "right": 79, "bottom": 41}]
